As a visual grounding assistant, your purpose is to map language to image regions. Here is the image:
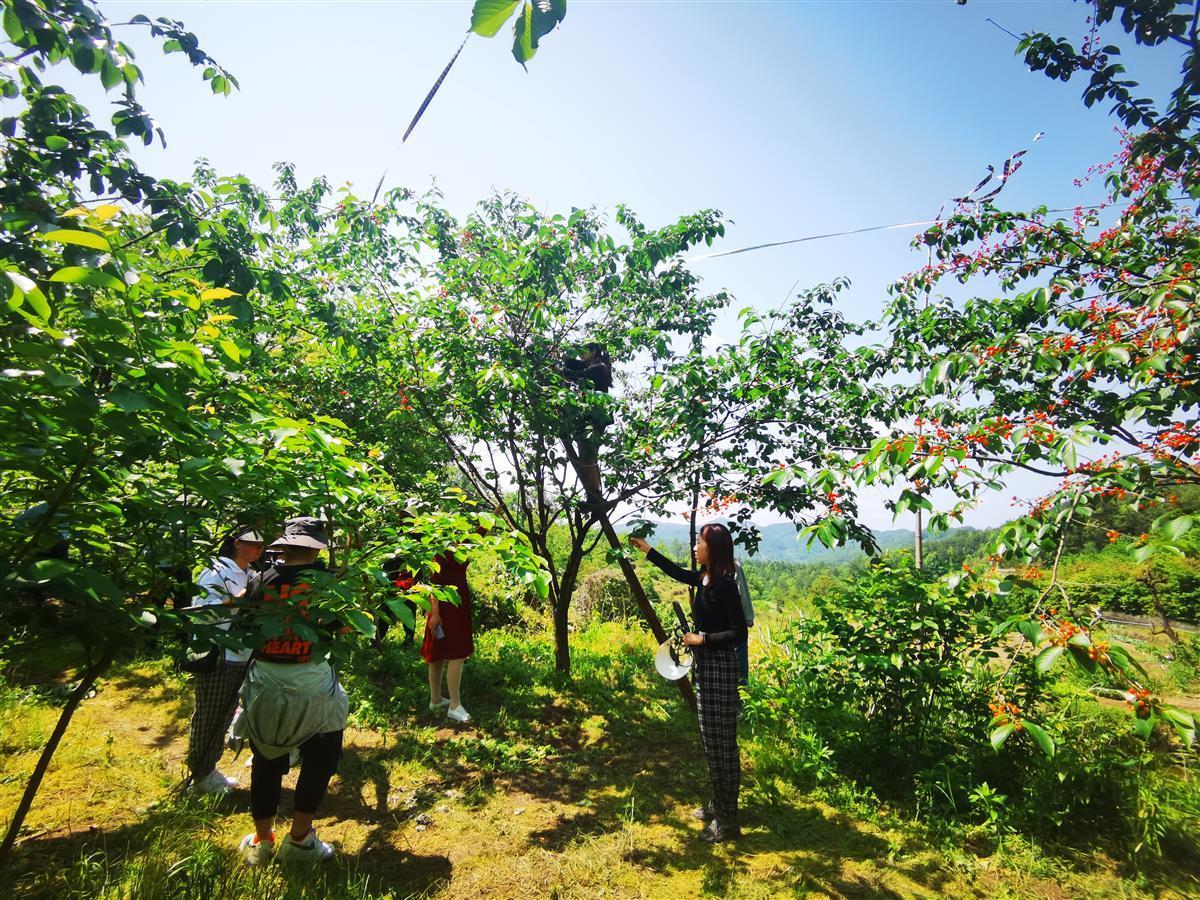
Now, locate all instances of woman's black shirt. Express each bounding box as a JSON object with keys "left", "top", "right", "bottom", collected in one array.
[{"left": 646, "top": 549, "right": 747, "bottom": 648}]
